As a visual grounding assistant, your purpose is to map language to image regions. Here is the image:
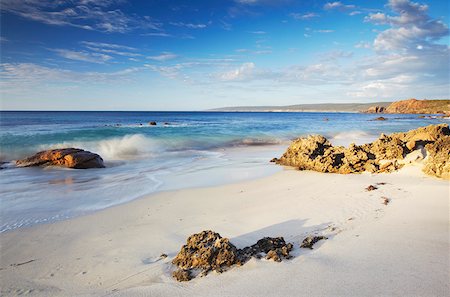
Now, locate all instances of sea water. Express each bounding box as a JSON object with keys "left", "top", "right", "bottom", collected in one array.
[{"left": 0, "top": 111, "right": 447, "bottom": 232}]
